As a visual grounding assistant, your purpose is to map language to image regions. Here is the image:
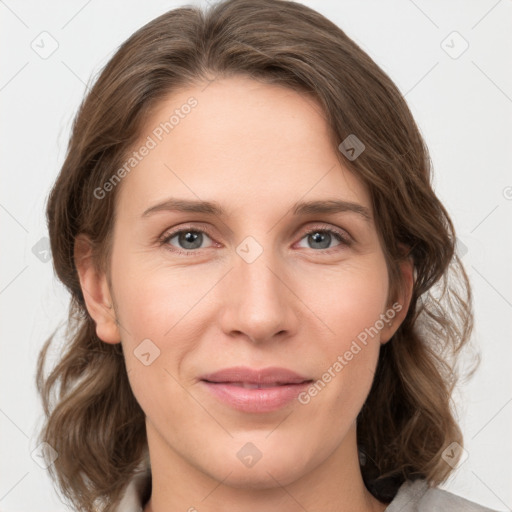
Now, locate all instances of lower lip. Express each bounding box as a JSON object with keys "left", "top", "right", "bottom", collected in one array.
[{"left": 201, "top": 381, "right": 311, "bottom": 413}]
